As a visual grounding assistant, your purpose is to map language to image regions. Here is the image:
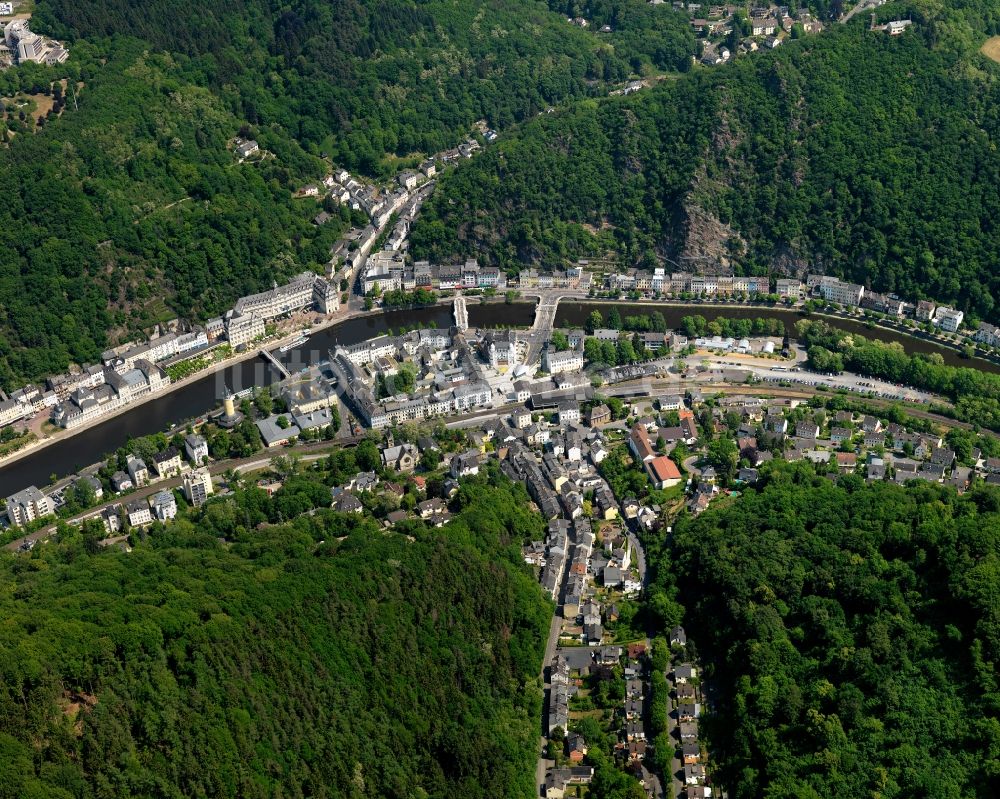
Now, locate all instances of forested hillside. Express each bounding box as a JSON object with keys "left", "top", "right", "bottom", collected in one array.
[
  {"left": 644, "top": 465, "right": 1000, "bottom": 798},
  {"left": 0, "top": 477, "right": 549, "bottom": 799},
  {"left": 412, "top": 11, "right": 1000, "bottom": 321},
  {"left": 35, "top": 0, "right": 694, "bottom": 172},
  {"left": 0, "top": 40, "right": 346, "bottom": 385},
  {"left": 0, "top": 0, "right": 696, "bottom": 387}
]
